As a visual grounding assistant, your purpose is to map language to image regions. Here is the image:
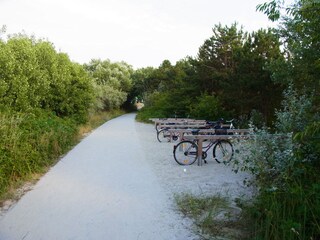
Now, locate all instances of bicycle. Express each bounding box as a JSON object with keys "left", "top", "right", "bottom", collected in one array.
[
  {"left": 157, "top": 127, "right": 179, "bottom": 142},
  {"left": 172, "top": 120, "right": 235, "bottom": 165}
]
